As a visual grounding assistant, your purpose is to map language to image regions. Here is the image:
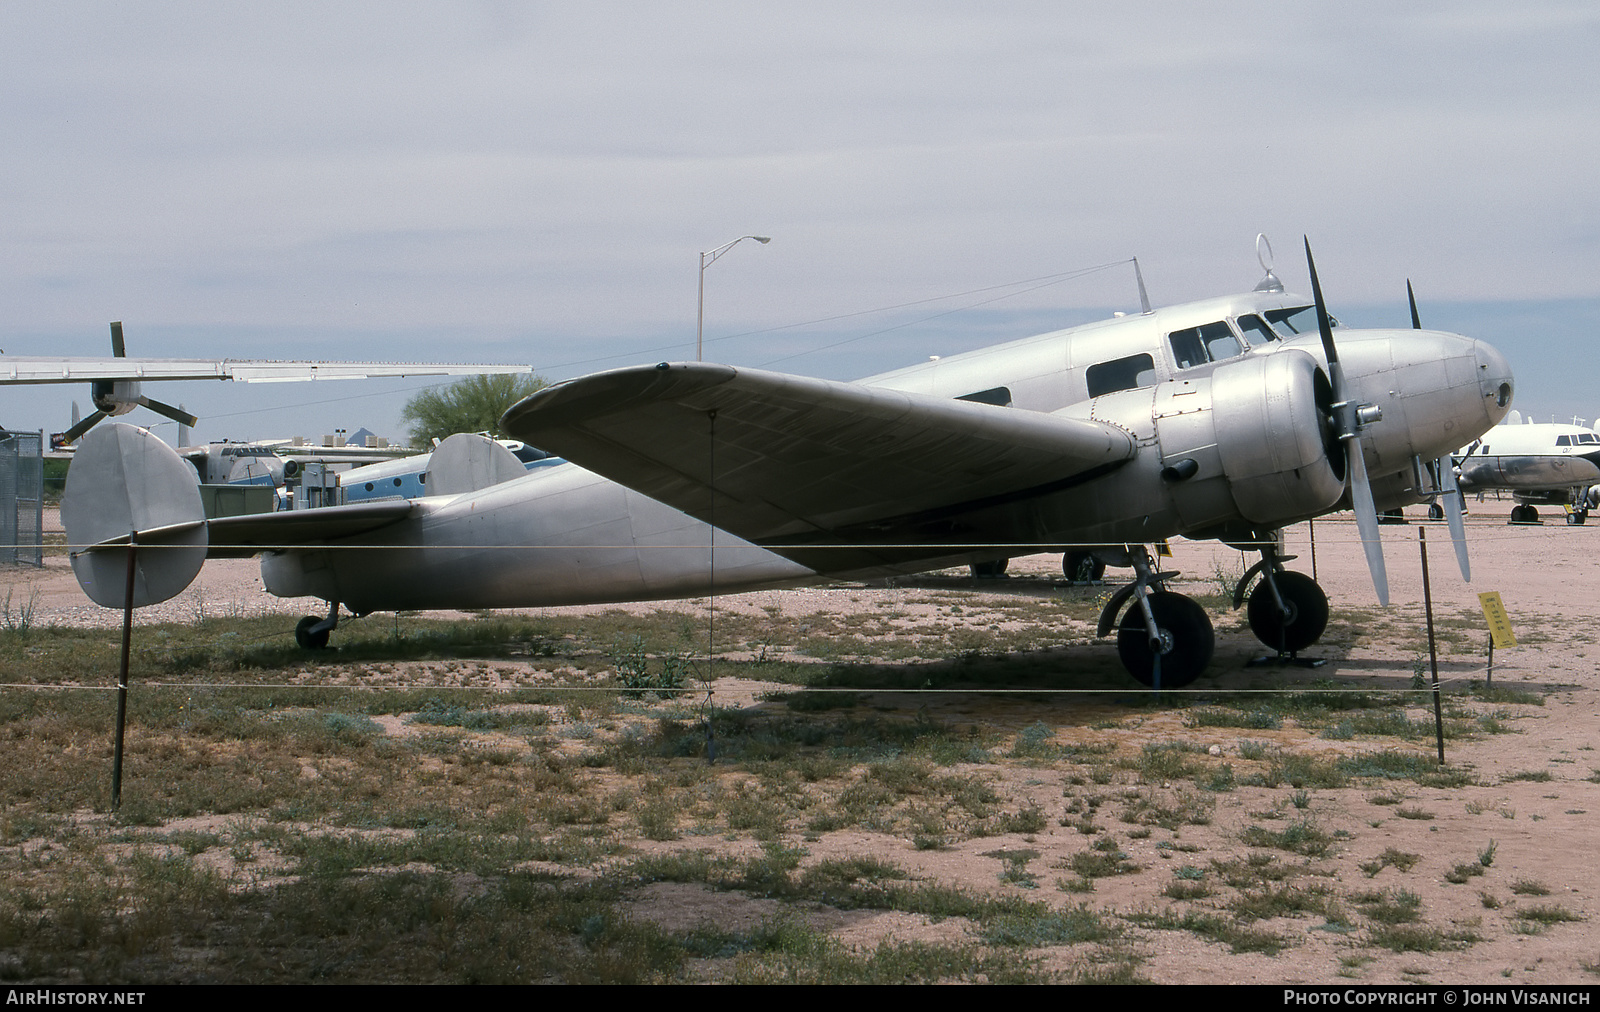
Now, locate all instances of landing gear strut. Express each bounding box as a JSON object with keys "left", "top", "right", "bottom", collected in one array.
[
  {"left": 1096, "top": 546, "right": 1213, "bottom": 688},
  {"left": 295, "top": 600, "right": 340, "bottom": 650},
  {"left": 1233, "top": 539, "right": 1330, "bottom": 663}
]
